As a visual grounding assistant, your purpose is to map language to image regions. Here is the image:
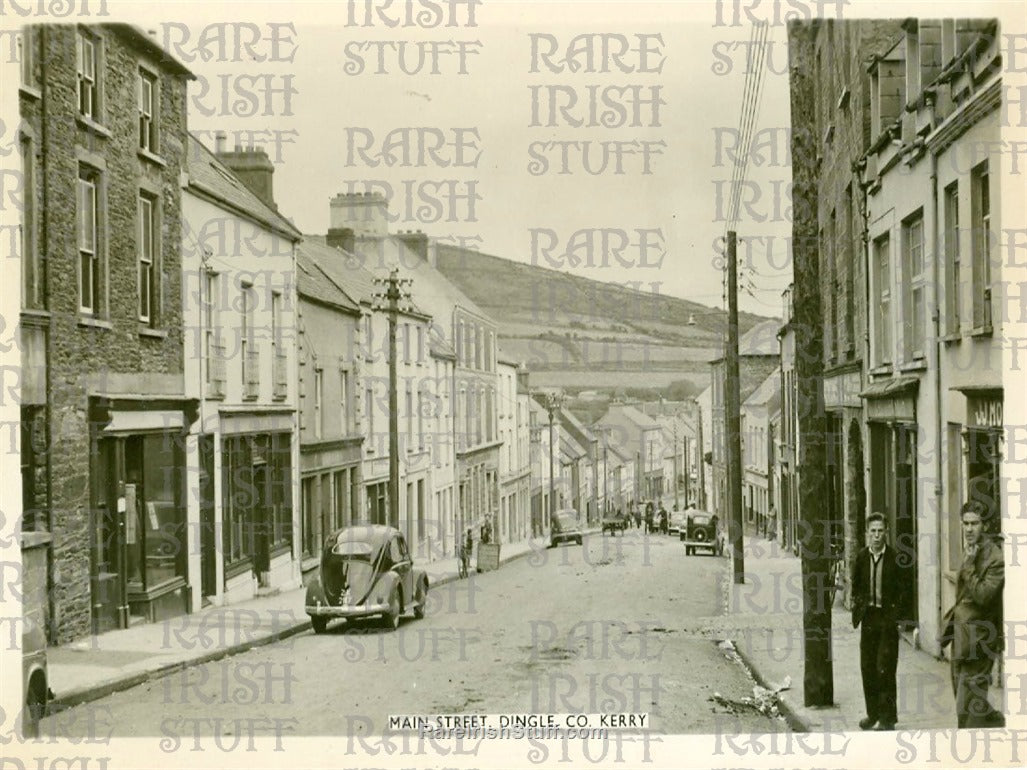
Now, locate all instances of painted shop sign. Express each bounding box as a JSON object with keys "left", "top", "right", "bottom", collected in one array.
[{"left": 967, "top": 394, "right": 1003, "bottom": 430}]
